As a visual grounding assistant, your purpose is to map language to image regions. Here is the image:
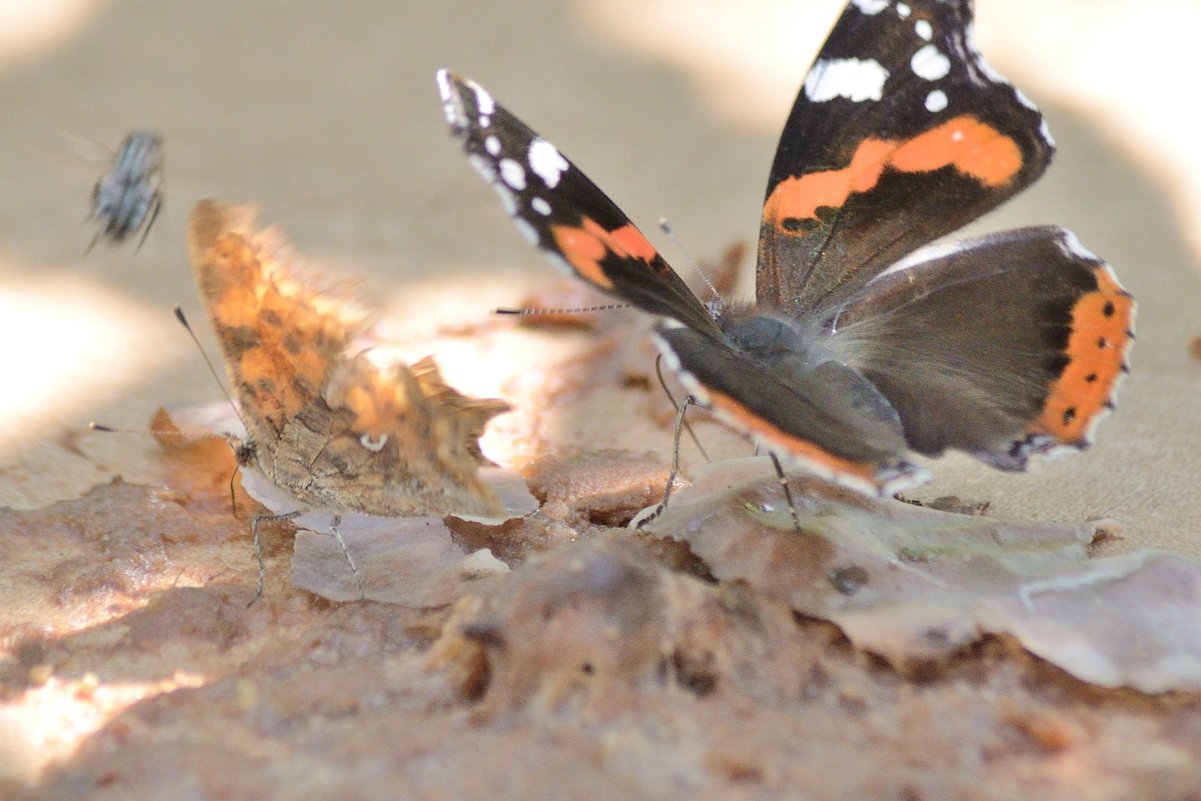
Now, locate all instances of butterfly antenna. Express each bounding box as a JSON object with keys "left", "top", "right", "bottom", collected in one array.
[
  {"left": 495, "top": 303, "right": 630, "bottom": 316},
  {"left": 83, "top": 228, "right": 103, "bottom": 257},
  {"left": 173, "top": 305, "right": 248, "bottom": 432},
  {"left": 134, "top": 192, "right": 163, "bottom": 253},
  {"left": 659, "top": 217, "right": 722, "bottom": 306},
  {"left": 88, "top": 422, "right": 173, "bottom": 436}
]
